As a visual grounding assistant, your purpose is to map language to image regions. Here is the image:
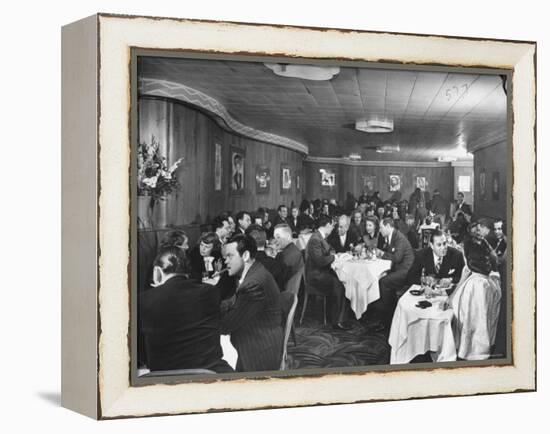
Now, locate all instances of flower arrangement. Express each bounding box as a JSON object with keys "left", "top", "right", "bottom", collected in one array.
[{"left": 137, "top": 135, "right": 184, "bottom": 202}]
